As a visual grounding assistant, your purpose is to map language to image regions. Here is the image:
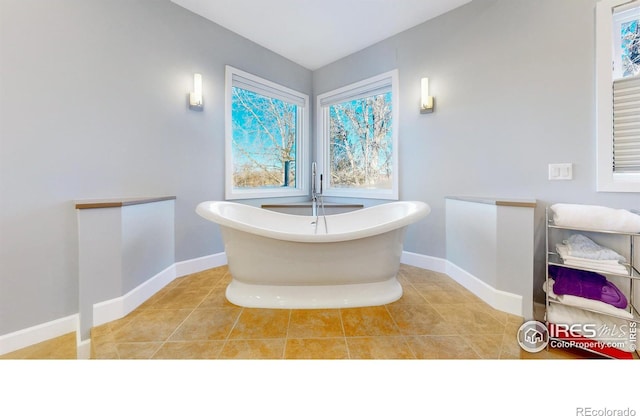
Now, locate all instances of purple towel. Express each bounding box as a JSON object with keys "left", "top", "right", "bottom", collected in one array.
[{"left": 548, "top": 265, "right": 628, "bottom": 309}]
